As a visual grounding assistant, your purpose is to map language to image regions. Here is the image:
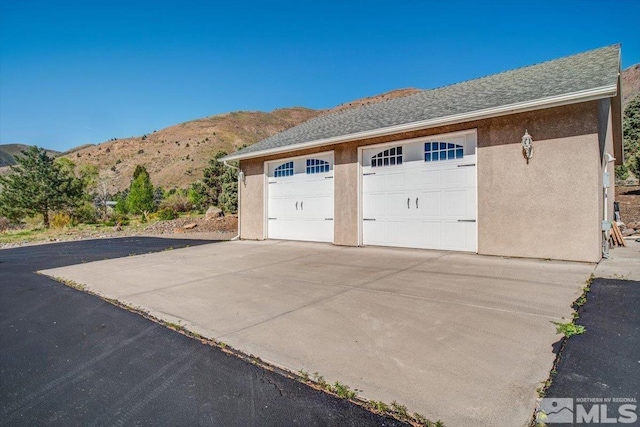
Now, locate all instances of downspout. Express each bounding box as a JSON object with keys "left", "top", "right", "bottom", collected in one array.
[
  {"left": 223, "top": 161, "right": 241, "bottom": 241},
  {"left": 602, "top": 152, "right": 615, "bottom": 259}
]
